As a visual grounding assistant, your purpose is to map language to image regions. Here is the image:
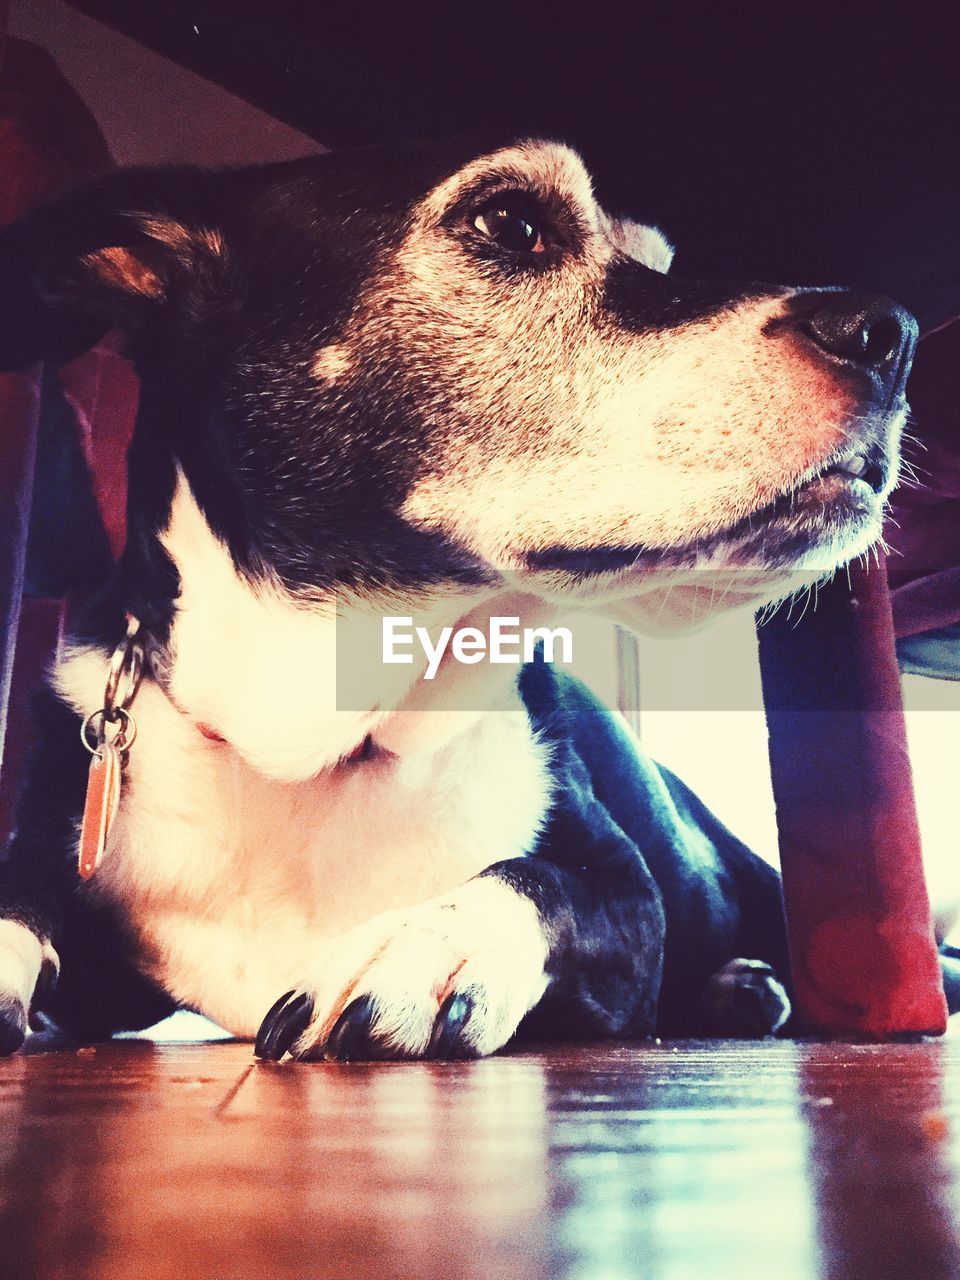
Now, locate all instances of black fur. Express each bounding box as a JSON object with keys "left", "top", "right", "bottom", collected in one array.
[
  {"left": 499, "top": 661, "right": 790, "bottom": 1040},
  {"left": 602, "top": 258, "right": 767, "bottom": 332}
]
